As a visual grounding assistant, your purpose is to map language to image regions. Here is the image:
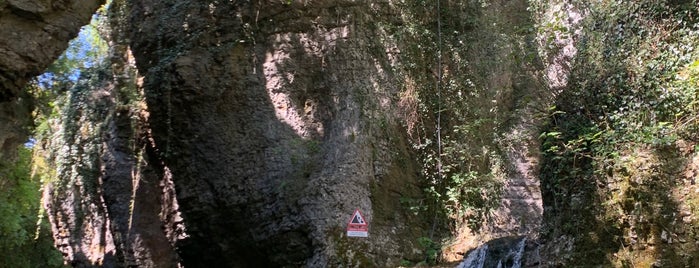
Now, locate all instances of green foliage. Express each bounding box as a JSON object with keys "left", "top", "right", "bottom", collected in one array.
[
  {"left": 540, "top": 0, "right": 699, "bottom": 207},
  {"left": 0, "top": 146, "right": 65, "bottom": 268},
  {"left": 416, "top": 236, "right": 440, "bottom": 265},
  {"left": 29, "top": 13, "right": 112, "bottom": 185},
  {"left": 399, "top": 259, "right": 414, "bottom": 267},
  {"left": 445, "top": 170, "right": 501, "bottom": 229},
  {"left": 399, "top": 197, "right": 428, "bottom": 216},
  {"left": 390, "top": 0, "right": 538, "bottom": 234},
  {"left": 537, "top": 0, "right": 699, "bottom": 264},
  {"left": 31, "top": 8, "right": 113, "bottom": 188},
  {"left": 6, "top": 12, "right": 114, "bottom": 267}
]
